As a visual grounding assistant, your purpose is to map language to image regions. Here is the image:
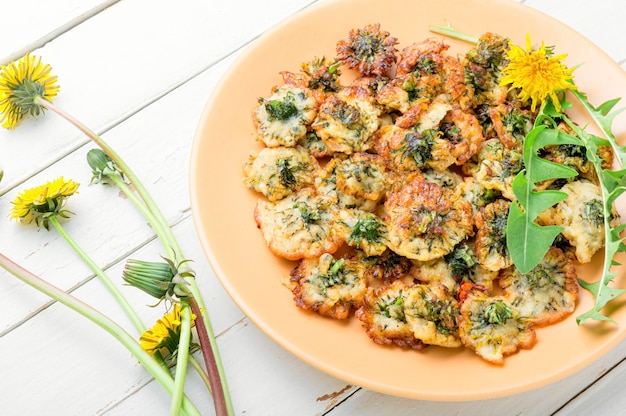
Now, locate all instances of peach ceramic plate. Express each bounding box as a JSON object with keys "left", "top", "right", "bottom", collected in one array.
[{"left": 190, "top": 0, "right": 626, "bottom": 400}]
